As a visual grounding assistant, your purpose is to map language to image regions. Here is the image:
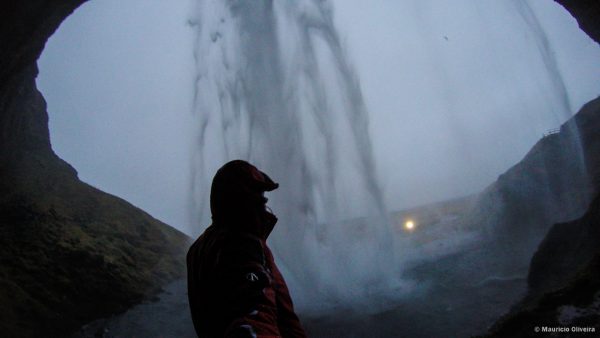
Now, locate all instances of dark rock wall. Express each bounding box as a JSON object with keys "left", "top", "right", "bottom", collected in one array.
[
  {"left": 0, "top": 1, "right": 84, "bottom": 160},
  {"left": 0, "top": 1, "right": 84, "bottom": 87},
  {"left": 0, "top": 1, "right": 190, "bottom": 337},
  {"left": 465, "top": 97, "right": 600, "bottom": 276},
  {"left": 556, "top": 0, "right": 600, "bottom": 45},
  {"left": 484, "top": 196, "right": 600, "bottom": 337},
  {"left": 575, "top": 98, "right": 600, "bottom": 190},
  {"left": 0, "top": 65, "right": 52, "bottom": 161},
  {"left": 528, "top": 194, "right": 600, "bottom": 297}
]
